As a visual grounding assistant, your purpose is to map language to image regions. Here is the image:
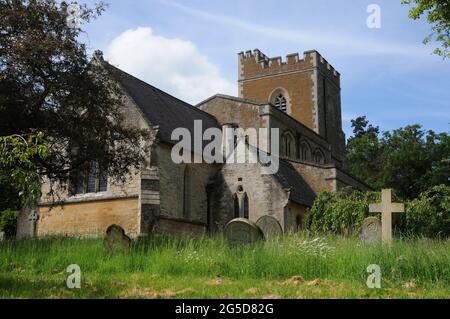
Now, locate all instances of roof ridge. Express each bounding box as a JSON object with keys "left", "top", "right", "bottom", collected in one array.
[{"left": 105, "top": 61, "right": 219, "bottom": 122}]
